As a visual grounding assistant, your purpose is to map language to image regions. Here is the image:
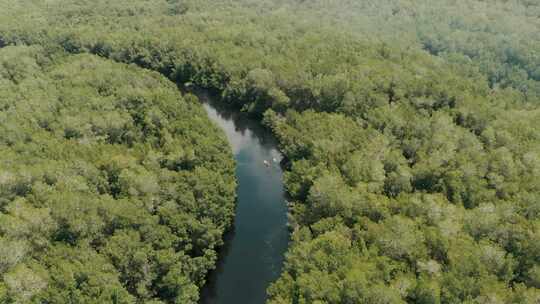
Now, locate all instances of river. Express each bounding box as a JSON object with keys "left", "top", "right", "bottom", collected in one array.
[{"left": 198, "top": 93, "right": 289, "bottom": 304}]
